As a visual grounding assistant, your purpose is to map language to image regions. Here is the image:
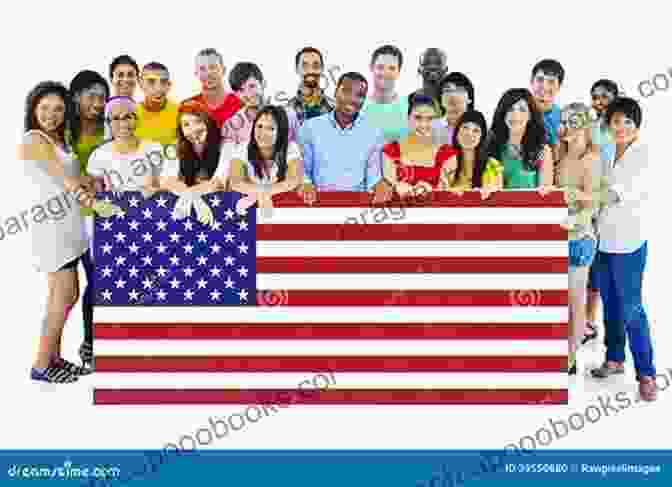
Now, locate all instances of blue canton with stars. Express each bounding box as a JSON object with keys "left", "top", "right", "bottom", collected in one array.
[{"left": 93, "top": 192, "right": 256, "bottom": 306}]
